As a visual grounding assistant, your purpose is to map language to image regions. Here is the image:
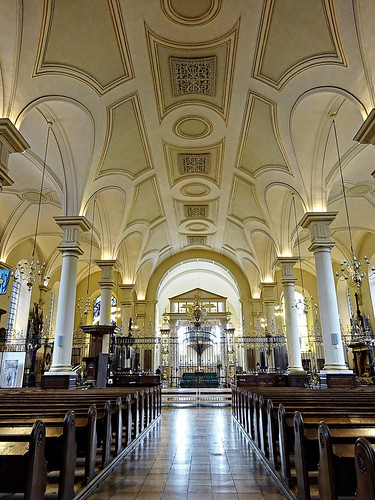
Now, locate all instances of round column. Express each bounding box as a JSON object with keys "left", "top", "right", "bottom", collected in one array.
[
  {"left": 261, "top": 282, "right": 277, "bottom": 334},
  {"left": 47, "top": 216, "right": 90, "bottom": 381},
  {"left": 301, "top": 212, "right": 350, "bottom": 372},
  {"left": 275, "top": 258, "right": 304, "bottom": 374},
  {"left": 96, "top": 260, "right": 117, "bottom": 353}
]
